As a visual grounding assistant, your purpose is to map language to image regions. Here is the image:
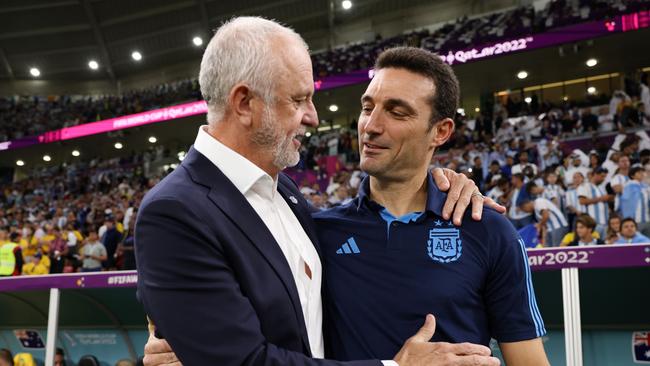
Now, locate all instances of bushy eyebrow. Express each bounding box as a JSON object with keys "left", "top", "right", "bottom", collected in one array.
[{"left": 361, "top": 95, "right": 417, "bottom": 116}]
